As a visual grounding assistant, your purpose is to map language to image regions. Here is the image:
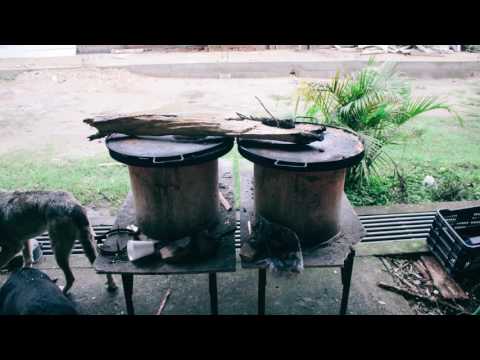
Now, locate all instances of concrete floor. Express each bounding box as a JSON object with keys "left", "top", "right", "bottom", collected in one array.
[{"left": 0, "top": 253, "right": 414, "bottom": 315}]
